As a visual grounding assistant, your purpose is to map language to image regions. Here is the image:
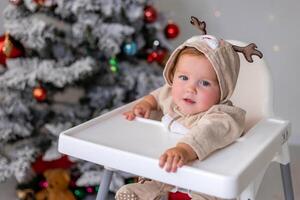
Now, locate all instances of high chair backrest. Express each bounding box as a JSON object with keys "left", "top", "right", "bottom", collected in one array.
[{"left": 228, "top": 40, "right": 274, "bottom": 131}]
